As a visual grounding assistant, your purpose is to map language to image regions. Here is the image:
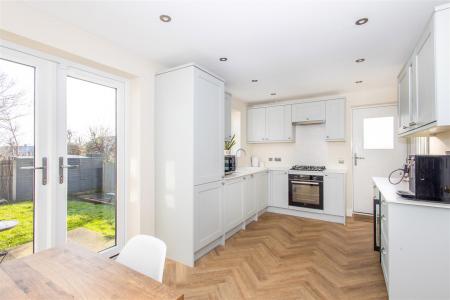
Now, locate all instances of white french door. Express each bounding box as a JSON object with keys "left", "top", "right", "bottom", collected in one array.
[{"left": 0, "top": 45, "right": 125, "bottom": 260}]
